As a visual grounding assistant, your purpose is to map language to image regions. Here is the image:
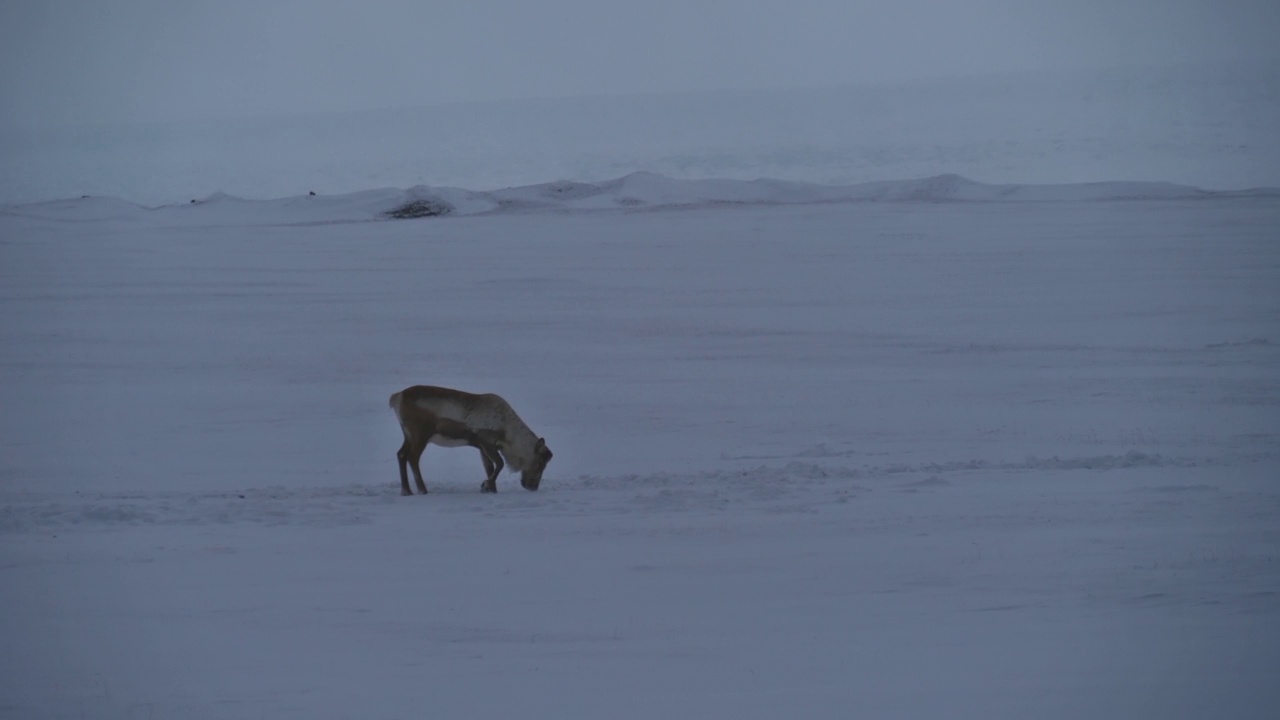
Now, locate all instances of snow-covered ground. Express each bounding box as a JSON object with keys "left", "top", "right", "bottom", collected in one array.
[{"left": 2, "top": 167, "right": 1278, "bottom": 717}]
